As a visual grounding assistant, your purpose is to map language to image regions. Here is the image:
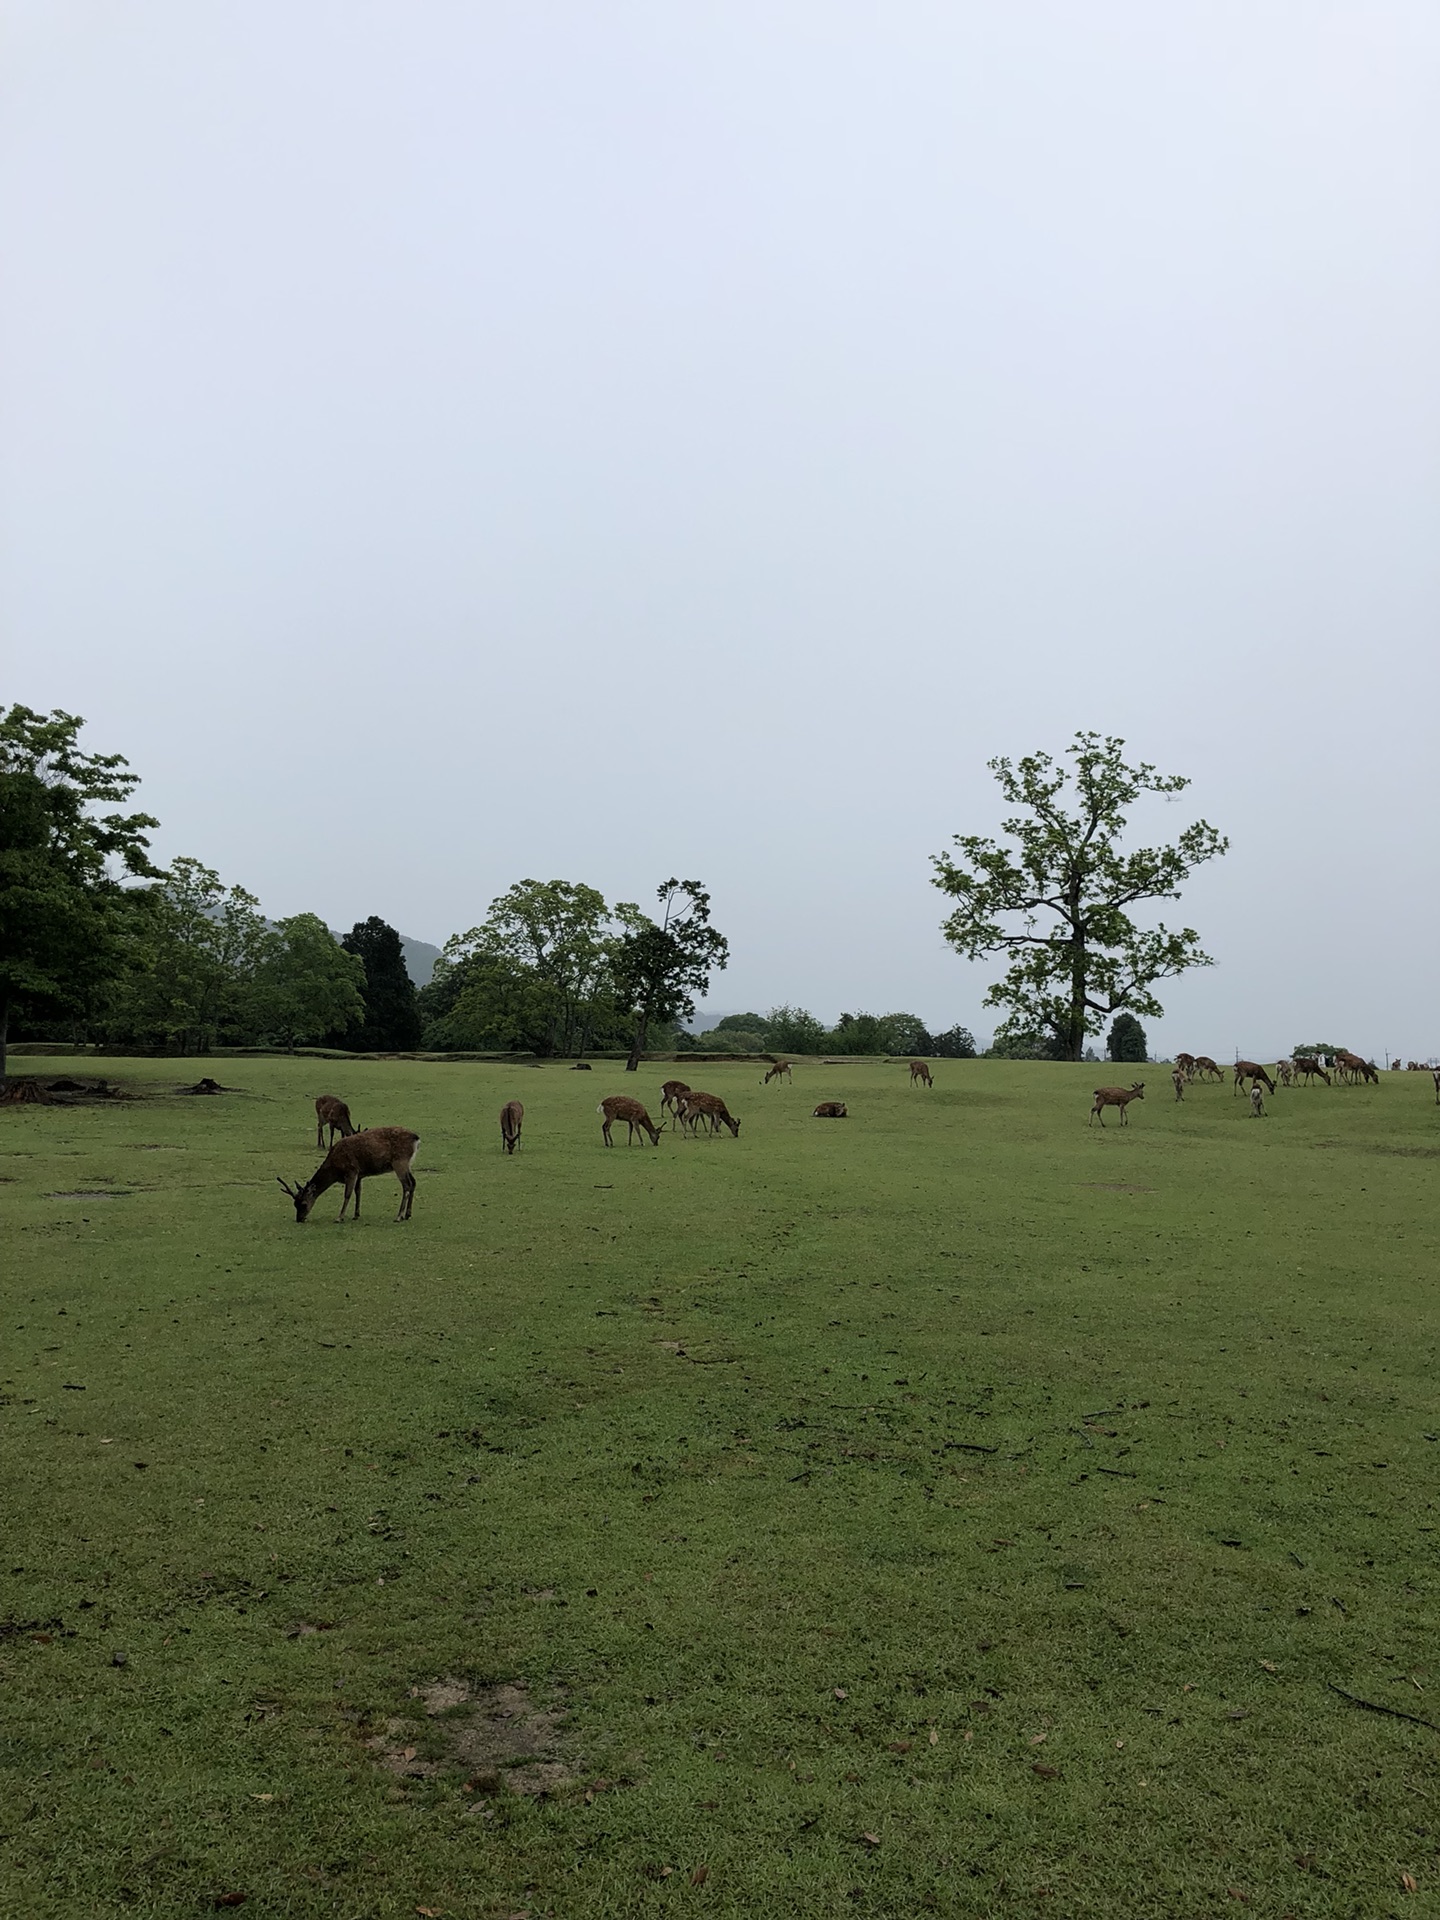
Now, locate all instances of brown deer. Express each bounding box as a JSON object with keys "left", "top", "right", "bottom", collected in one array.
[
  {"left": 1089, "top": 1083, "right": 1144, "bottom": 1126},
  {"left": 660, "top": 1079, "right": 690, "bottom": 1118},
  {"left": 908, "top": 1060, "right": 934, "bottom": 1087},
  {"left": 812, "top": 1101, "right": 848, "bottom": 1118},
  {"left": 1171, "top": 1067, "right": 1186, "bottom": 1101},
  {"left": 1433, "top": 1069, "right": 1440, "bottom": 1105},
  {"left": 677, "top": 1090, "right": 741, "bottom": 1137},
  {"left": 761, "top": 1061, "right": 792, "bottom": 1084},
  {"left": 1296, "top": 1057, "right": 1332, "bottom": 1085},
  {"left": 598, "top": 1096, "right": 662, "bottom": 1146},
  {"left": 278, "top": 1127, "right": 419, "bottom": 1223},
  {"left": 314, "top": 1094, "right": 357, "bottom": 1149},
  {"left": 1174, "top": 1052, "right": 1197, "bottom": 1079},
  {"left": 1193, "top": 1056, "right": 1224, "bottom": 1082},
  {"left": 1336, "top": 1050, "right": 1377, "bottom": 1085},
  {"left": 1276, "top": 1058, "right": 1295, "bottom": 1087},
  {"left": 1233, "top": 1061, "right": 1277, "bottom": 1097},
  {"left": 500, "top": 1100, "right": 523, "bottom": 1154}
]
